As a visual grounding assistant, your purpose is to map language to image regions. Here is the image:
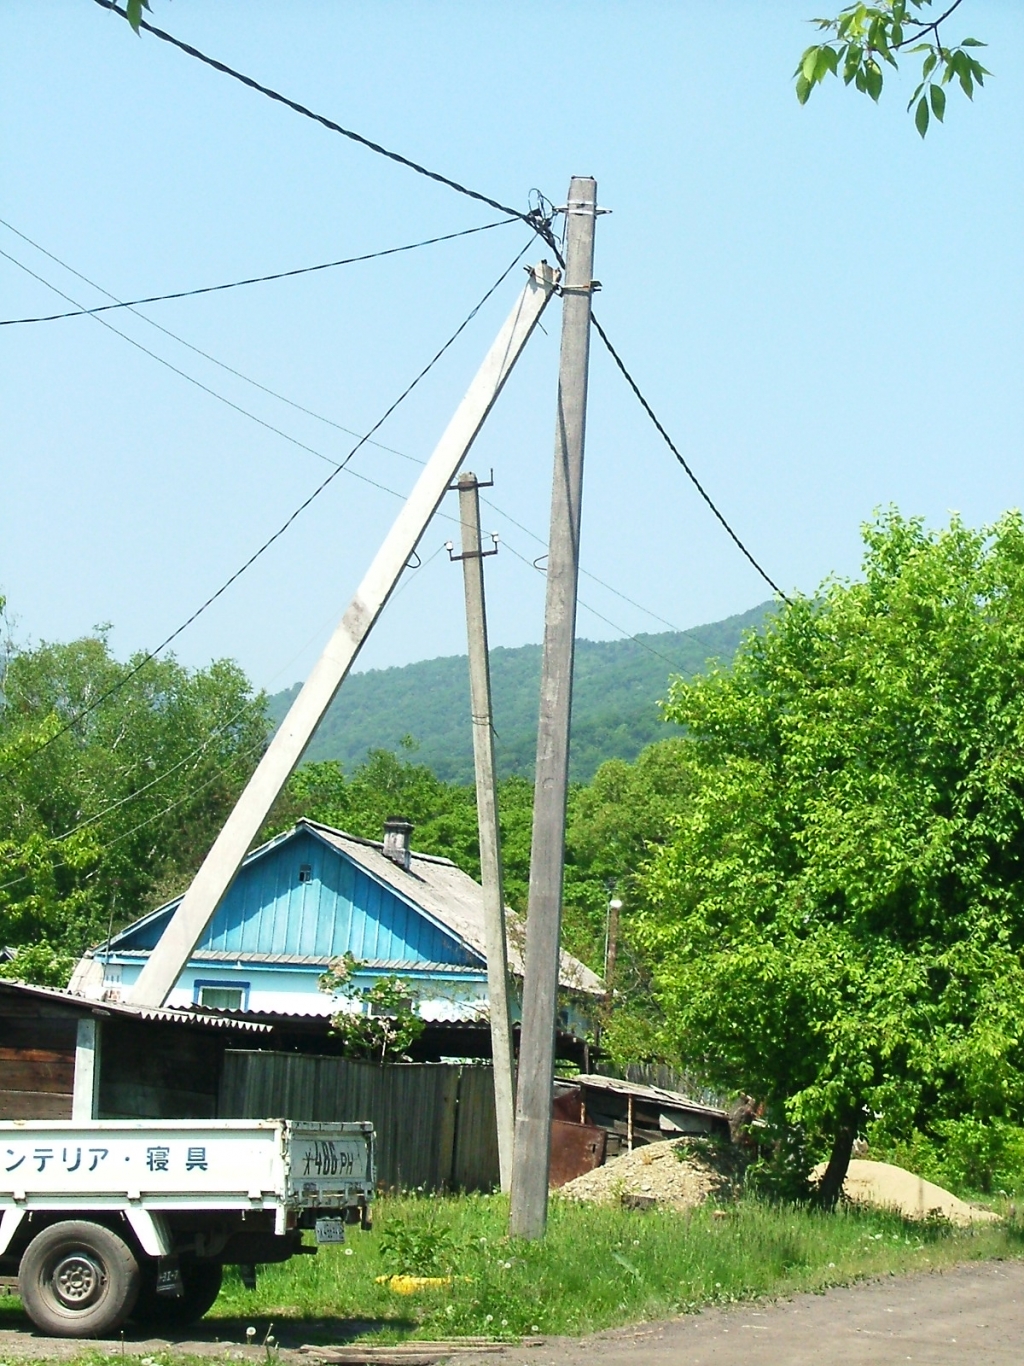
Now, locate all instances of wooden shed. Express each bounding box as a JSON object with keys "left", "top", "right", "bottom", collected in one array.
[{"left": 0, "top": 979, "right": 270, "bottom": 1121}]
